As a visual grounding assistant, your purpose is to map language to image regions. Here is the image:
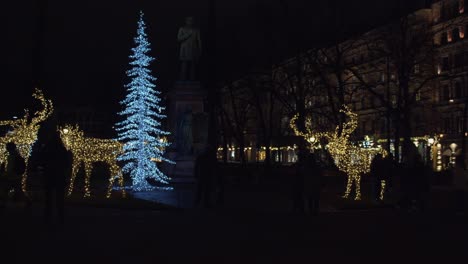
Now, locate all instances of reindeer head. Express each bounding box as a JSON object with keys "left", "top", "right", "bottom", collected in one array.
[
  {"left": 58, "top": 124, "right": 83, "bottom": 151},
  {"left": 324, "top": 105, "right": 358, "bottom": 145}
]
